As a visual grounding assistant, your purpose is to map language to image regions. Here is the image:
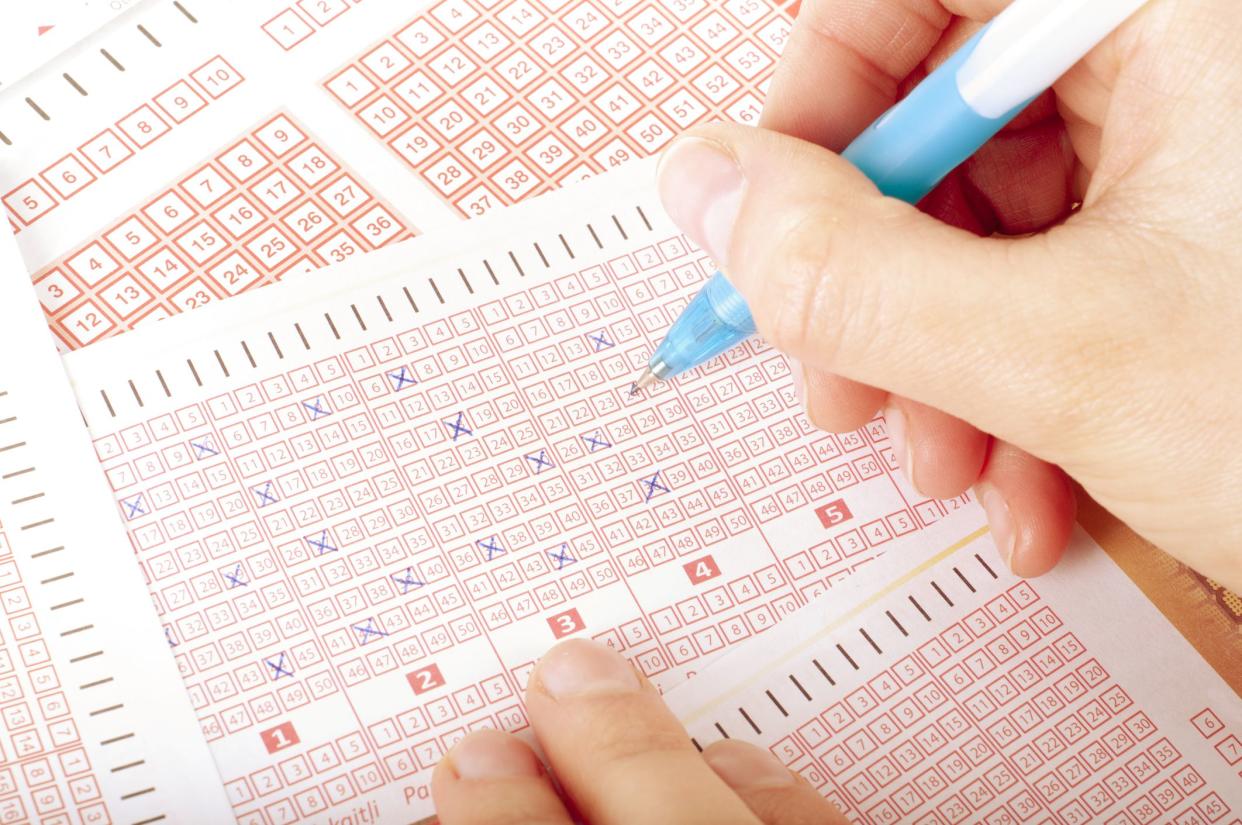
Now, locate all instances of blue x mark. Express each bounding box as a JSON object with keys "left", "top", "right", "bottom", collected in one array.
[
  {"left": 583, "top": 431, "right": 610, "bottom": 452},
  {"left": 588, "top": 331, "right": 614, "bottom": 351},
  {"left": 392, "top": 567, "right": 425, "bottom": 594},
  {"left": 224, "top": 563, "right": 248, "bottom": 588},
  {"left": 478, "top": 536, "right": 505, "bottom": 560},
  {"left": 123, "top": 494, "right": 146, "bottom": 520},
  {"left": 526, "top": 450, "right": 553, "bottom": 474},
  {"left": 253, "top": 482, "right": 277, "bottom": 507},
  {"left": 265, "top": 652, "right": 293, "bottom": 680},
  {"left": 191, "top": 438, "right": 218, "bottom": 459},
  {"left": 388, "top": 367, "right": 416, "bottom": 391},
  {"left": 641, "top": 471, "right": 670, "bottom": 502},
  {"left": 164, "top": 627, "right": 177, "bottom": 648},
  {"left": 308, "top": 530, "right": 337, "bottom": 555},
  {"left": 445, "top": 412, "right": 472, "bottom": 441},
  {"left": 353, "top": 618, "right": 388, "bottom": 645},
  {"left": 303, "top": 398, "right": 330, "bottom": 420},
  {"left": 548, "top": 543, "right": 575, "bottom": 570}
]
